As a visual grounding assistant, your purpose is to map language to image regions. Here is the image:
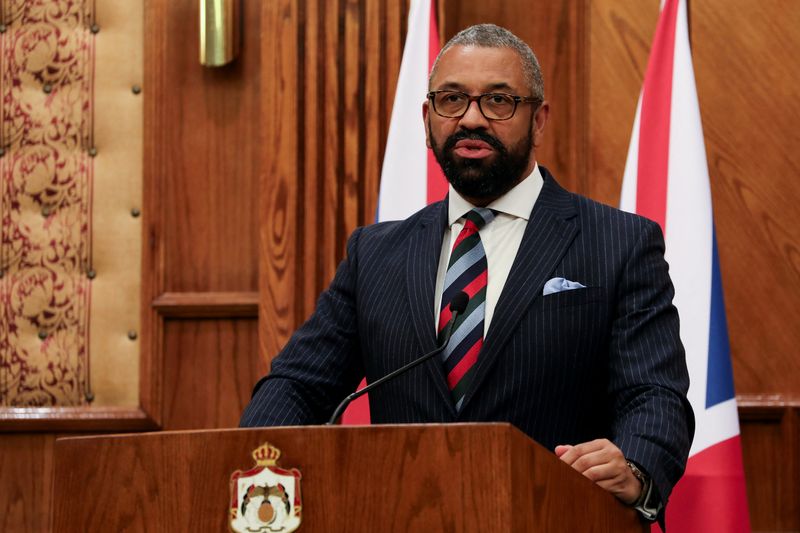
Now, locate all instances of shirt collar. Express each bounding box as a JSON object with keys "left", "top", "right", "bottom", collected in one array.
[{"left": 447, "top": 163, "right": 544, "bottom": 225}]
